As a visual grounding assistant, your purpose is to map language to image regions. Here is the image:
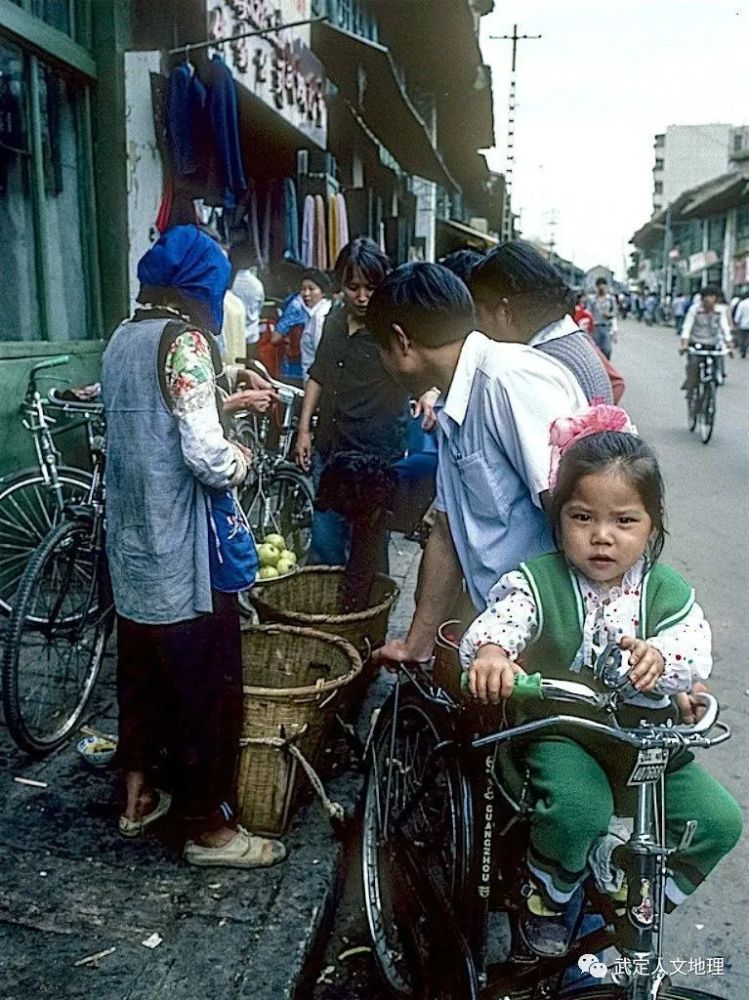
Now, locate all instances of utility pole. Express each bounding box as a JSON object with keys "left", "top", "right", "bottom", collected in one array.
[{"left": 490, "top": 24, "right": 542, "bottom": 242}]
